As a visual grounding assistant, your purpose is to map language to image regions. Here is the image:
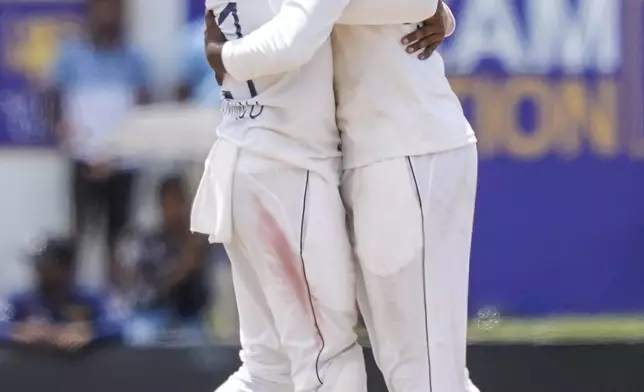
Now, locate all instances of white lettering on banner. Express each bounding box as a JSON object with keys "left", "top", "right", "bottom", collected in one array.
[
  {"left": 445, "top": 0, "right": 523, "bottom": 74},
  {"left": 525, "top": 0, "right": 620, "bottom": 74},
  {"left": 443, "top": 0, "right": 621, "bottom": 74}
]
